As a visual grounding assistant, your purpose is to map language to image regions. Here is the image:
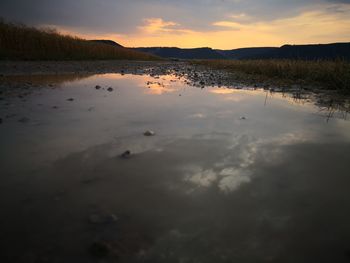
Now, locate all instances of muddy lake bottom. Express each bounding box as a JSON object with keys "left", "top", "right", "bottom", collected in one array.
[{"left": 0, "top": 70, "right": 350, "bottom": 263}]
